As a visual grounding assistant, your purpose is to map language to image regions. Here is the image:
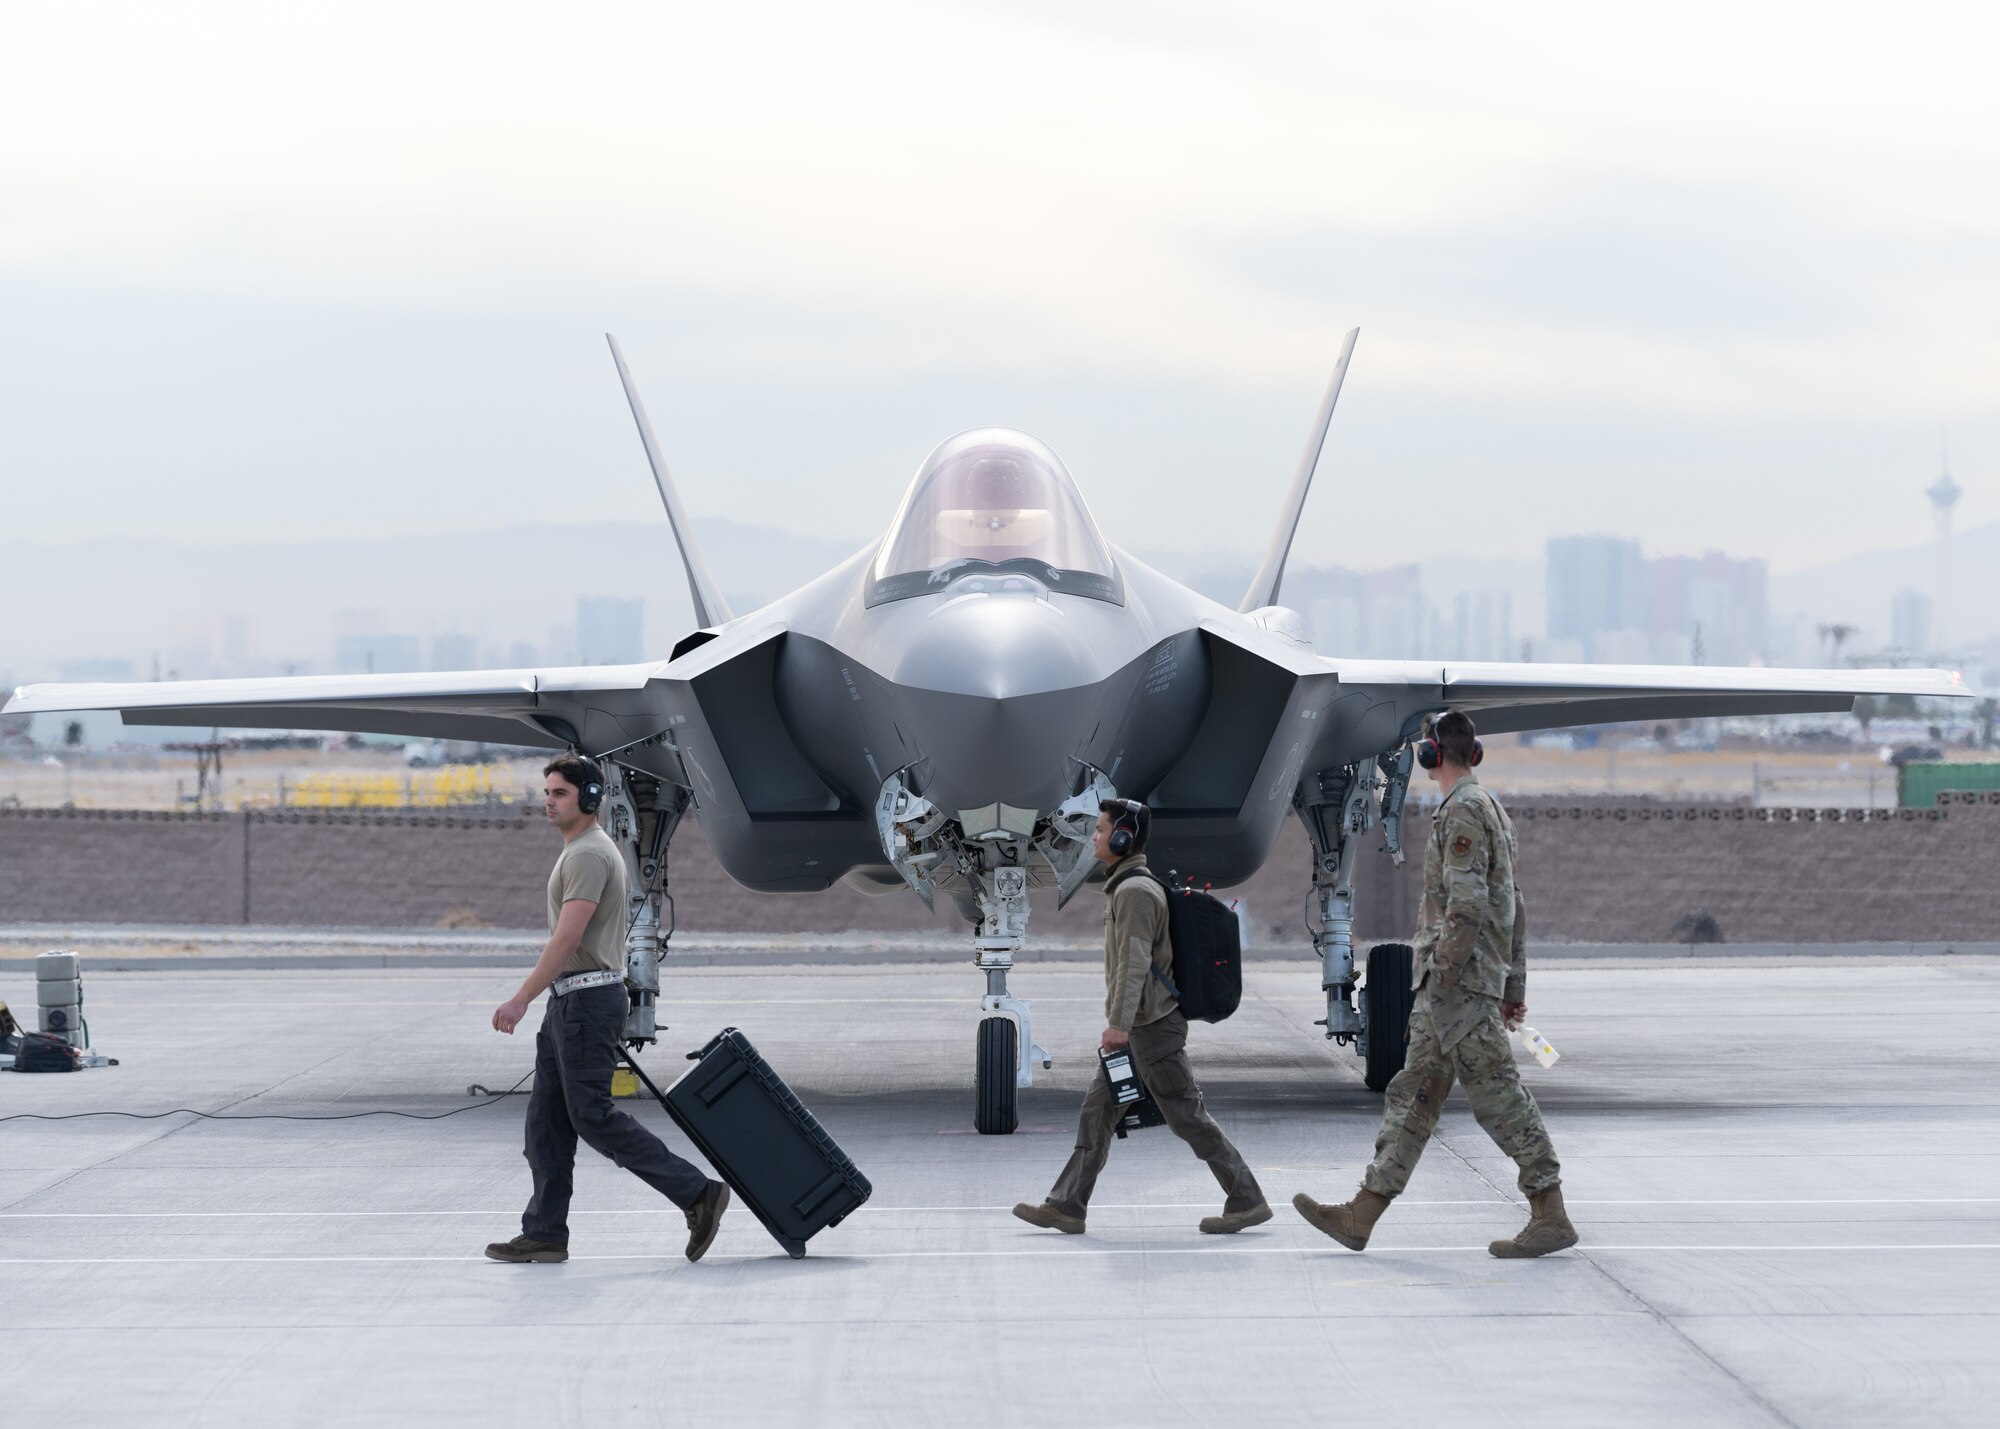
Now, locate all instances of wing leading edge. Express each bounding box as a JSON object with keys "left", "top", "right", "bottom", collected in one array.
[
  {"left": 1, "top": 664, "right": 668, "bottom": 751},
  {"left": 1321, "top": 656, "right": 1967, "bottom": 745}
]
